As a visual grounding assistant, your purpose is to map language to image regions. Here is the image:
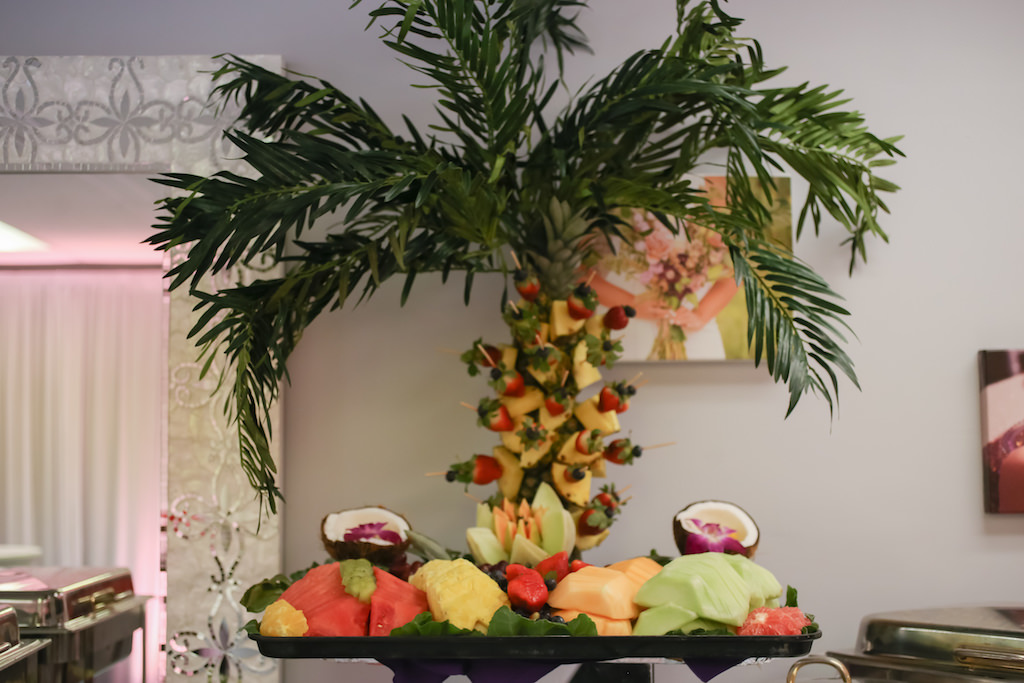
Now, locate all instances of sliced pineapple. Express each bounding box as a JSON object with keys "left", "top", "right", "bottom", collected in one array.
[
  {"left": 501, "top": 386, "right": 544, "bottom": 418},
  {"left": 410, "top": 559, "right": 510, "bottom": 632},
  {"left": 557, "top": 433, "right": 603, "bottom": 466},
  {"left": 572, "top": 341, "right": 602, "bottom": 390},
  {"left": 575, "top": 394, "right": 620, "bottom": 435},
  {"left": 551, "top": 461, "right": 592, "bottom": 506},
  {"left": 491, "top": 446, "right": 524, "bottom": 500},
  {"left": 538, "top": 402, "right": 571, "bottom": 432},
  {"left": 550, "top": 300, "right": 586, "bottom": 337}
]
